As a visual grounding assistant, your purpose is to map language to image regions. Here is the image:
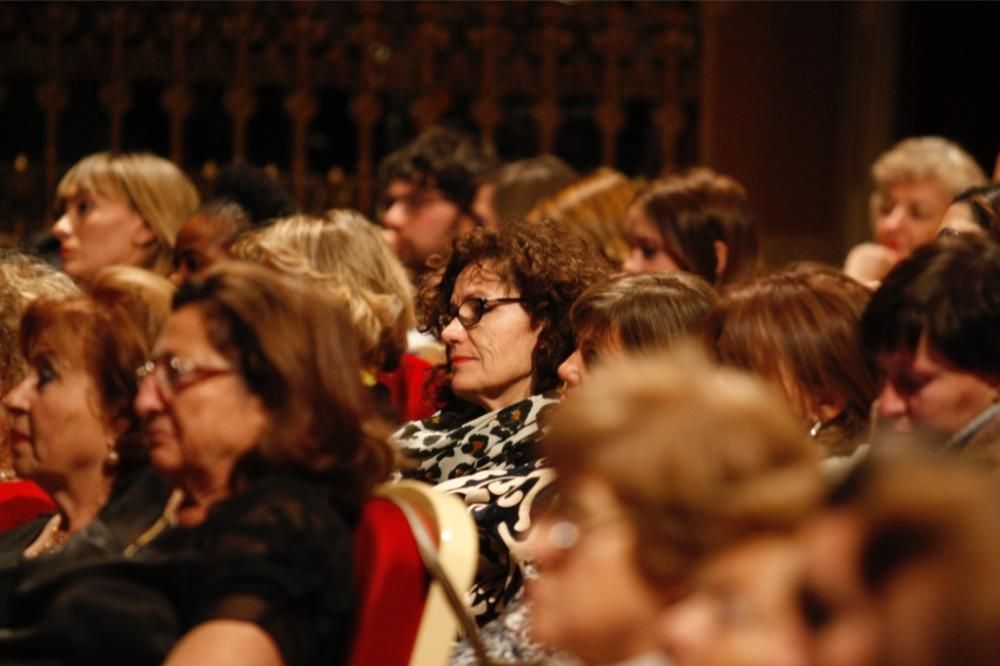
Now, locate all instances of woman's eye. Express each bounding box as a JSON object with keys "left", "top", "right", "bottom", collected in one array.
[
  {"left": 73, "top": 199, "right": 93, "bottom": 216},
  {"left": 37, "top": 363, "right": 59, "bottom": 387}
]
